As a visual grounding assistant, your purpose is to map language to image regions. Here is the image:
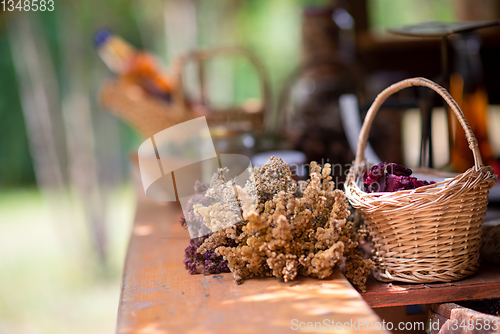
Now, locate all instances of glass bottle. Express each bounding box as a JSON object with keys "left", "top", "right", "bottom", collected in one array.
[
  {"left": 448, "top": 33, "right": 499, "bottom": 174},
  {"left": 94, "top": 29, "right": 176, "bottom": 102}
]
